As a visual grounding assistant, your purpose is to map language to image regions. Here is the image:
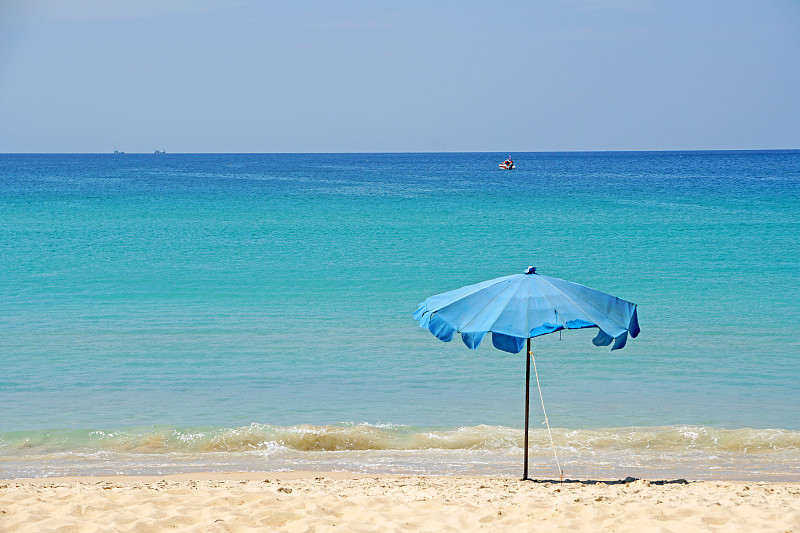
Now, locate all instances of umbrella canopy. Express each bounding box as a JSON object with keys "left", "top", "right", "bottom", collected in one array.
[
  {"left": 413, "top": 266, "right": 640, "bottom": 480},
  {"left": 413, "top": 266, "right": 640, "bottom": 353}
]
